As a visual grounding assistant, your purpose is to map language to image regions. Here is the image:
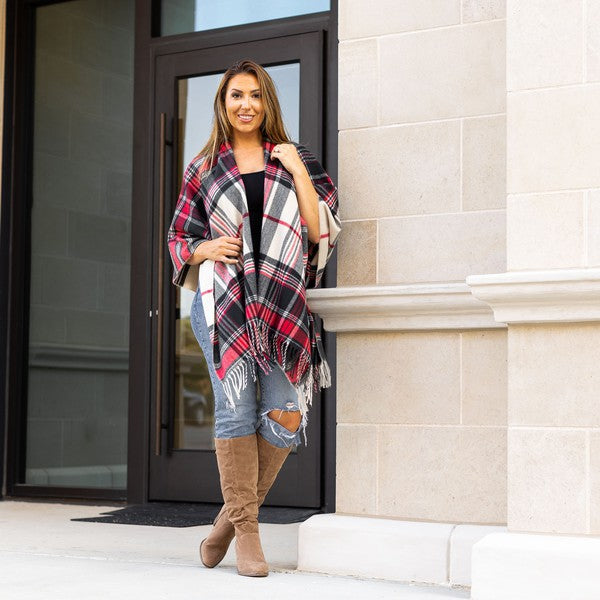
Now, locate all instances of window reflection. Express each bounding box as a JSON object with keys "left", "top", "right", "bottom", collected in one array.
[
  {"left": 161, "top": 0, "right": 330, "bottom": 36},
  {"left": 25, "top": 0, "right": 134, "bottom": 489}
]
